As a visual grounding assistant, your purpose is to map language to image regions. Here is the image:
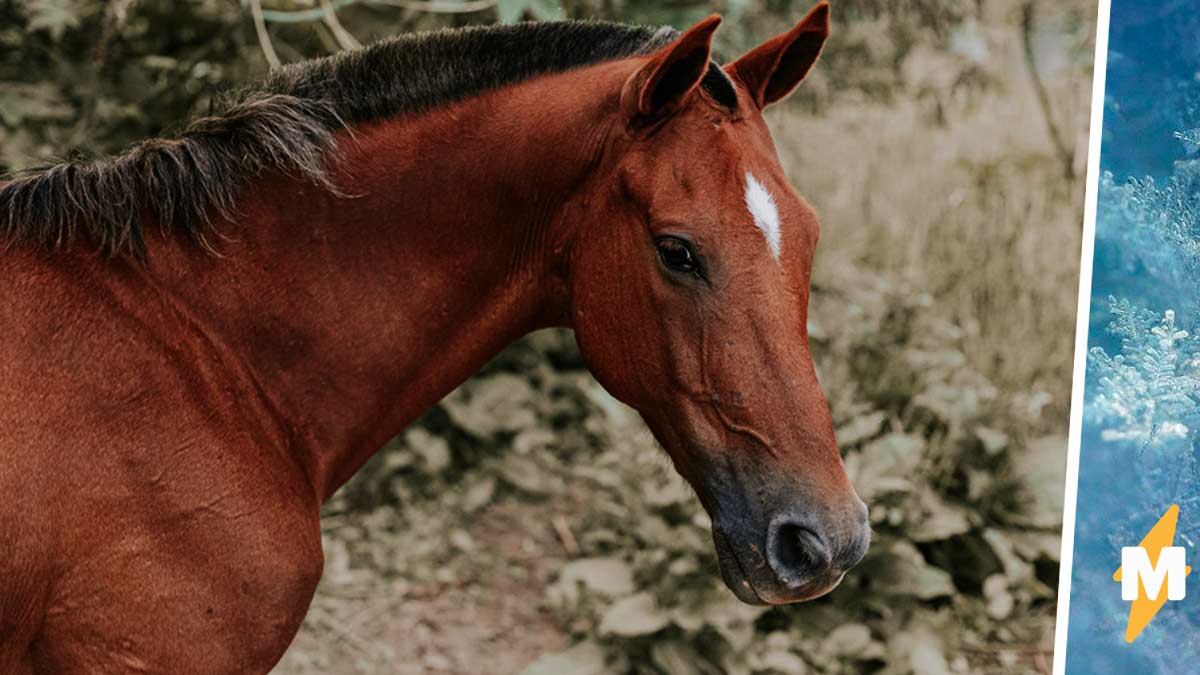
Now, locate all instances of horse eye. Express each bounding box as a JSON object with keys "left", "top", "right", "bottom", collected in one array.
[{"left": 656, "top": 237, "right": 699, "bottom": 276}]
